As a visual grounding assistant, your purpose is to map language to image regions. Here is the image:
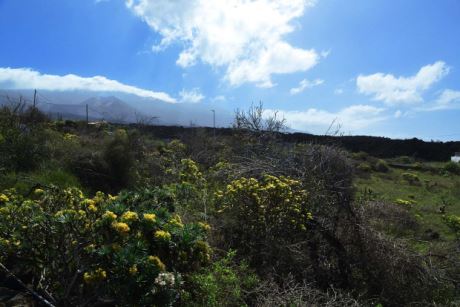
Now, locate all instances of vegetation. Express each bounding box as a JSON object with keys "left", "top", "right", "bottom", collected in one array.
[{"left": 0, "top": 101, "right": 459, "bottom": 306}]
